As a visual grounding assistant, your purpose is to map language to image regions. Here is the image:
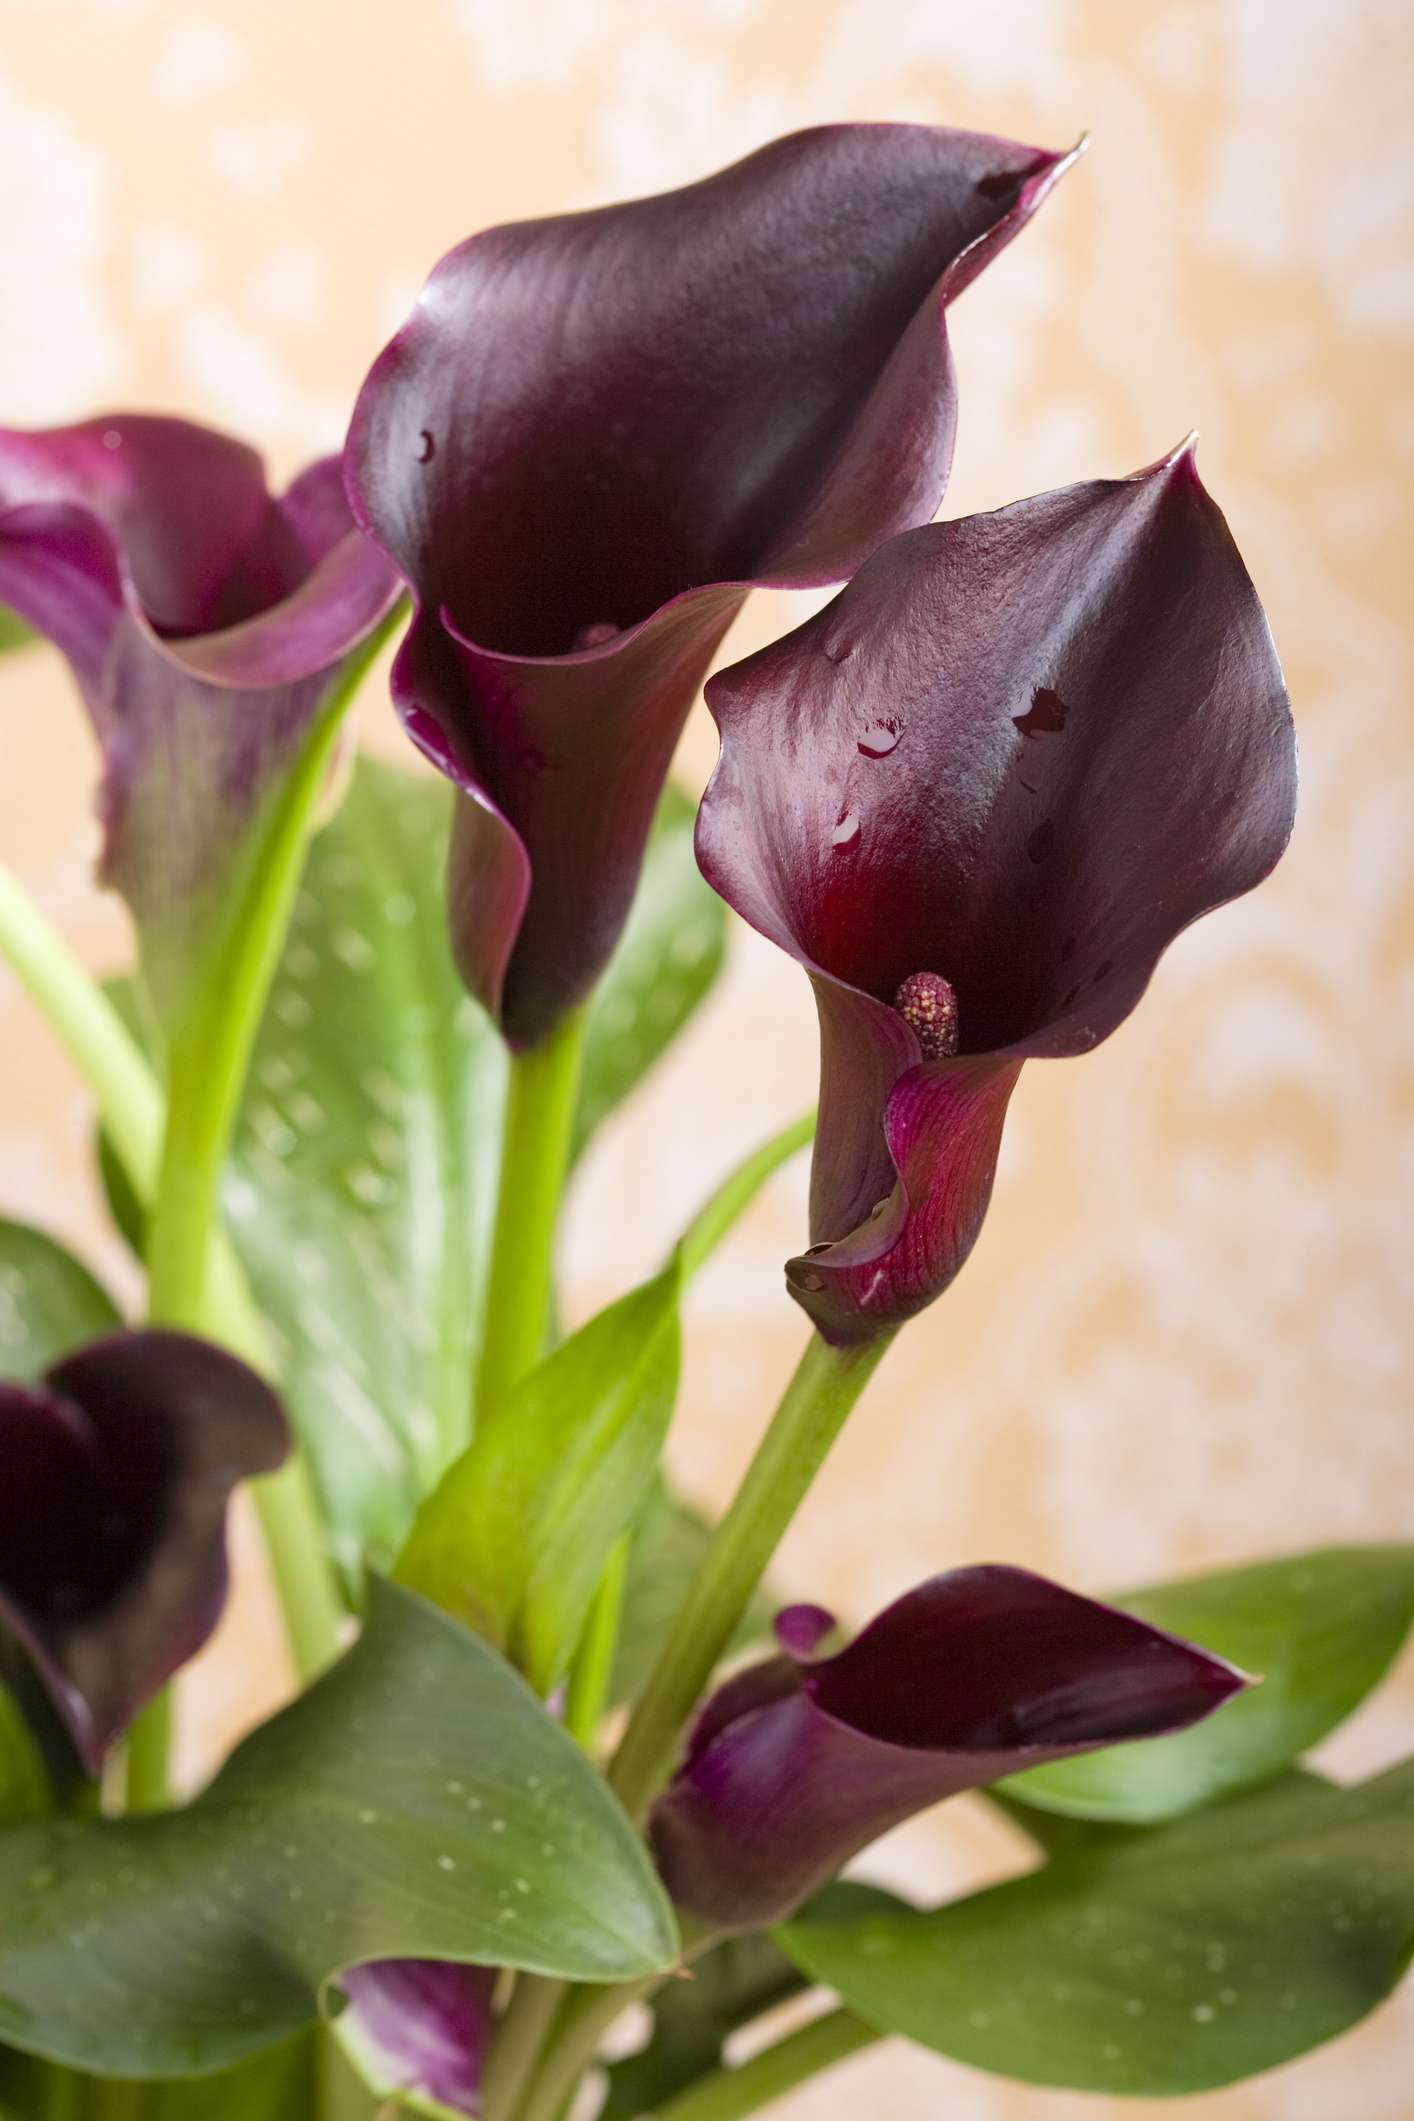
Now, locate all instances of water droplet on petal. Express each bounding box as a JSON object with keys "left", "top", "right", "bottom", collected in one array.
[
  {"left": 1026, "top": 817, "right": 1055, "bottom": 864},
  {"left": 831, "top": 810, "right": 860, "bottom": 850},
  {"left": 1014, "top": 686, "right": 1069, "bottom": 739},
  {"left": 101, "top": 427, "right": 123, "bottom": 452},
  {"left": 796, "top": 1271, "right": 826, "bottom": 1292},
  {"left": 857, "top": 722, "right": 900, "bottom": 758},
  {"left": 415, "top": 429, "right": 435, "bottom": 463},
  {"left": 573, "top": 620, "right": 619, "bottom": 649},
  {"left": 822, "top": 636, "right": 853, "bottom": 664}
]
